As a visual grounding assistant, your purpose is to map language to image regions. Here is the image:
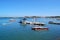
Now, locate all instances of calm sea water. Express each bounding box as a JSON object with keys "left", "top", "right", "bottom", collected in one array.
[{"left": 0, "top": 18, "right": 60, "bottom": 40}]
